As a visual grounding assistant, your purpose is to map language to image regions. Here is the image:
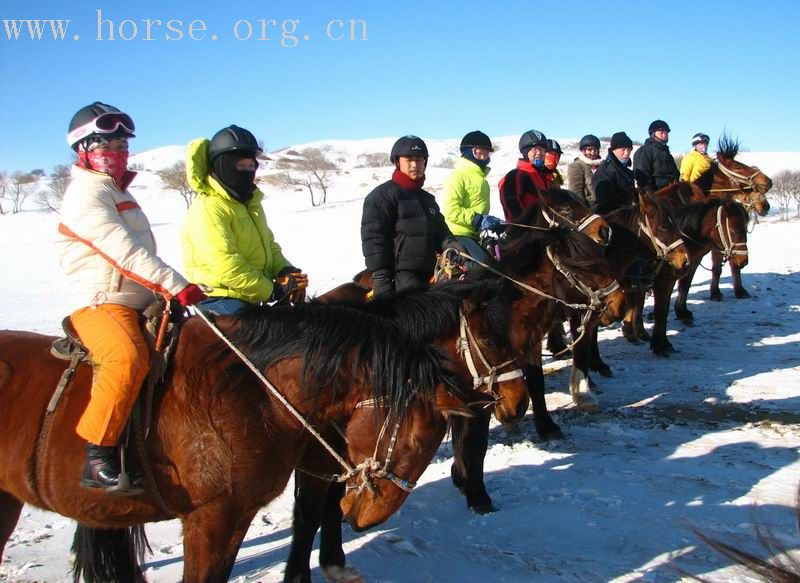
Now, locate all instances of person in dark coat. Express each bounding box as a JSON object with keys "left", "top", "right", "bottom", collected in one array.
[
  {"left": 632, "top": 119, "right": 680, "bottom": 192},
  {"left": 361, "top": 135, "right": 462, "bottom": 296},
  {"left": 593, "top": 132, "right": 637, "bottom": 214}
]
